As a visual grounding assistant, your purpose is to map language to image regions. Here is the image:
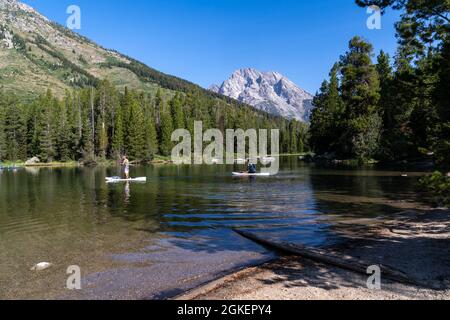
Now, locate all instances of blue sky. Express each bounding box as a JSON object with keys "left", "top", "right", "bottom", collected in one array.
[{"left": 22, "top": 0, "right": 401, "bottom": 94}]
